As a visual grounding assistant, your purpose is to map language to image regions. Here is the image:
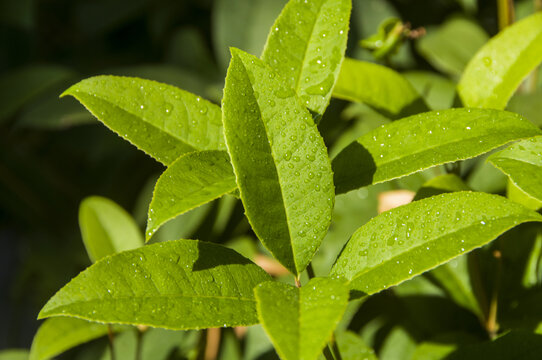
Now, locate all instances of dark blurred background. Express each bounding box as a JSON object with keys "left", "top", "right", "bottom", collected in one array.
[{"left": 0, "top": 0, "right": 536, "bottom": 351}]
